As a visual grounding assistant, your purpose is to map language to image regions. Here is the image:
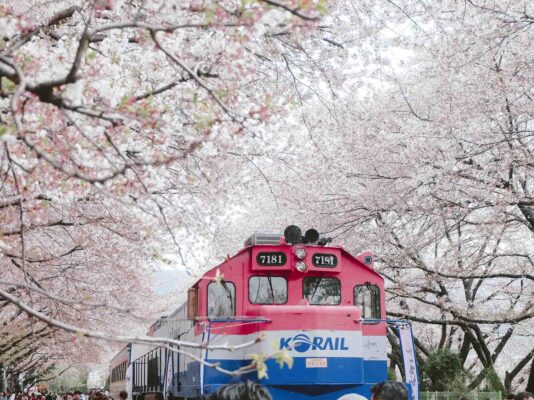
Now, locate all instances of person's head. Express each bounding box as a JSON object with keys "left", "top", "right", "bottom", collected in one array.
[
  {"left": 73, "top": 392, "right": 81, "bottom": 400},
  {"left": 119, "top": 392, "right": 127, "bottom": 400},
  {"left": 507, "top": 394, "right": 516, "bottom": 400},
  {"left": 514, "top": 392, "right": 534, "bottom": 400},
  {"left": 371, "top": 381, "right": 408, "bottom": 400}
]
